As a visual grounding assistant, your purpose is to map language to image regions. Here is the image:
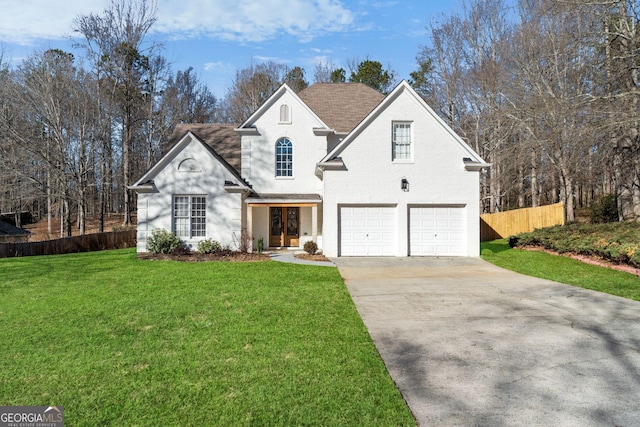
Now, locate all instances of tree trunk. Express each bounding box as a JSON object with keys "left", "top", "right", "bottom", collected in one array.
[
  {"left": 59, "top": 200, "right": 64, "bottom": 238},
  {"left": 63, "top": 198, "right": 71, "bottom": 237},
  {"left": 615, "top": 137, "right": 635, "bottom": 221},
  {"left": 78, "top": 198, "right": 86, "bottom": 235},
  {"left": 531, "top": 148, "right": 539, "bottom": 207},
  {"left": 517, "top": 163, "right": 525, "bottom": 208},
  {"left": 489, "top": 151, "right": 501, "bottom": 213},
  {"left": 122, "top": 106, "right": 133, "bottom": 226},
  {"left": 46, "top": 155, "right": 53, "bottom": 236},
  {"left": 559, "top": 163, "right": 575, "bottom": 223}
]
